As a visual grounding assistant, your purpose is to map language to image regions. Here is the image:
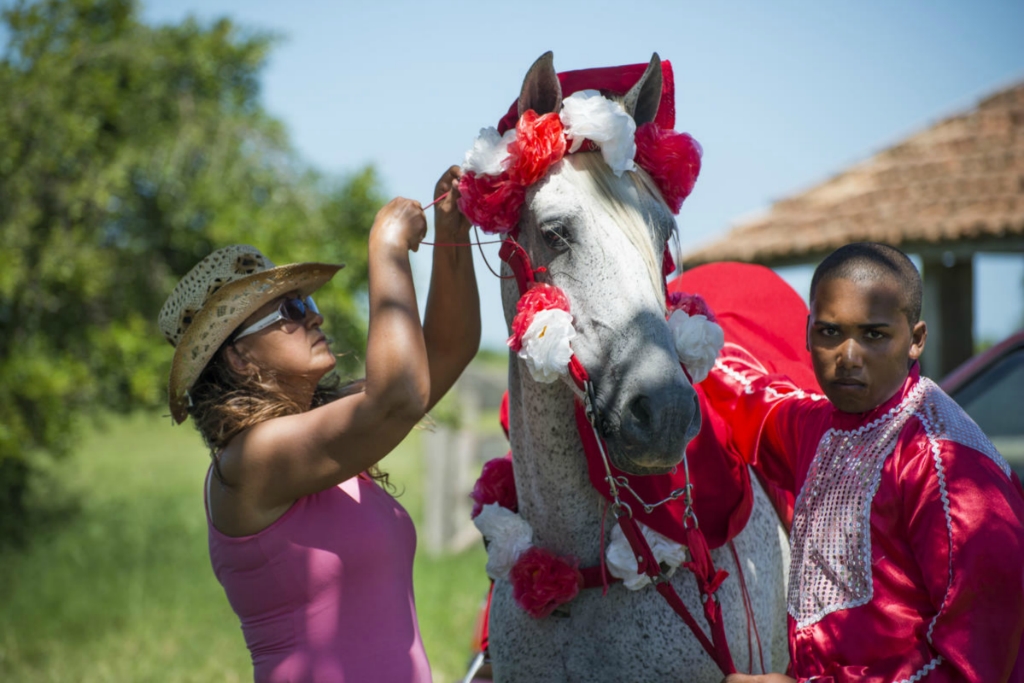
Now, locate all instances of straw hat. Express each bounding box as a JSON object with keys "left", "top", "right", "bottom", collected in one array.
[{"left": 158, "top": 245, "right": 344, "bottom": 423}]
